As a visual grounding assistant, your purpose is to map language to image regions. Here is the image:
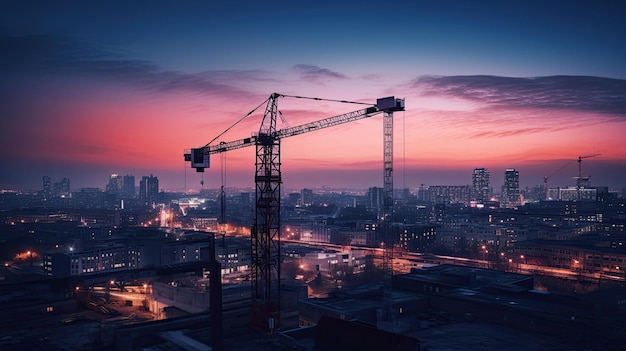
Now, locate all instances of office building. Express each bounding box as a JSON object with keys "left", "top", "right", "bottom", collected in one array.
[
  {"left": 428, "top": 185, "right": 471, "bottom": 205},
  {"left": 300, "top": 188, "right": 314, "bottom": 206},
  {"left": 471, "top": 168, "right": 490, "bottom": 203},
  {"left": 42, "top": 176, "right": 52, "bottom": 200},
  {"left": 106, "top": 173, "right": 123, "bottom": 195},
  {"left": 53, "top": 178, "right": 71, "bottom": 198},
  {"left": 122, "top": 174, "right": 136, "bottom": 198},
  {"left": 43, "top": 245, "right": 141, "bottom": 277},
  {"left": 501, "top": 168, "right": 520, "bottom": 208},
  {"left": 140, "top": 174, "right": 159, "bottom": 206}
]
